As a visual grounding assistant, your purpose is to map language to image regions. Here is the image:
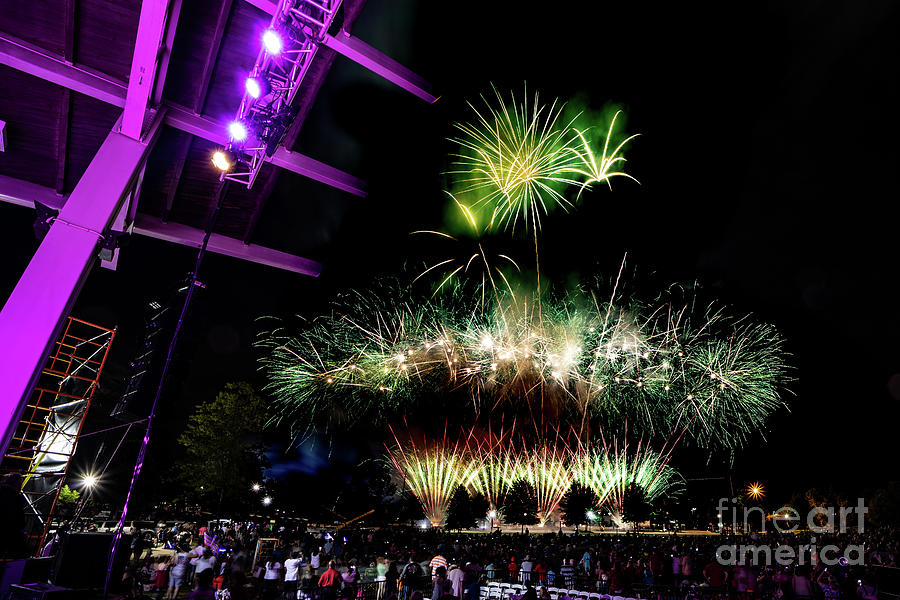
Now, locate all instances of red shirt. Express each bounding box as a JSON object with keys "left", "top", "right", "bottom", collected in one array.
[{"left": 318, "top": 568, "right": 341, "bottom": 588}]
